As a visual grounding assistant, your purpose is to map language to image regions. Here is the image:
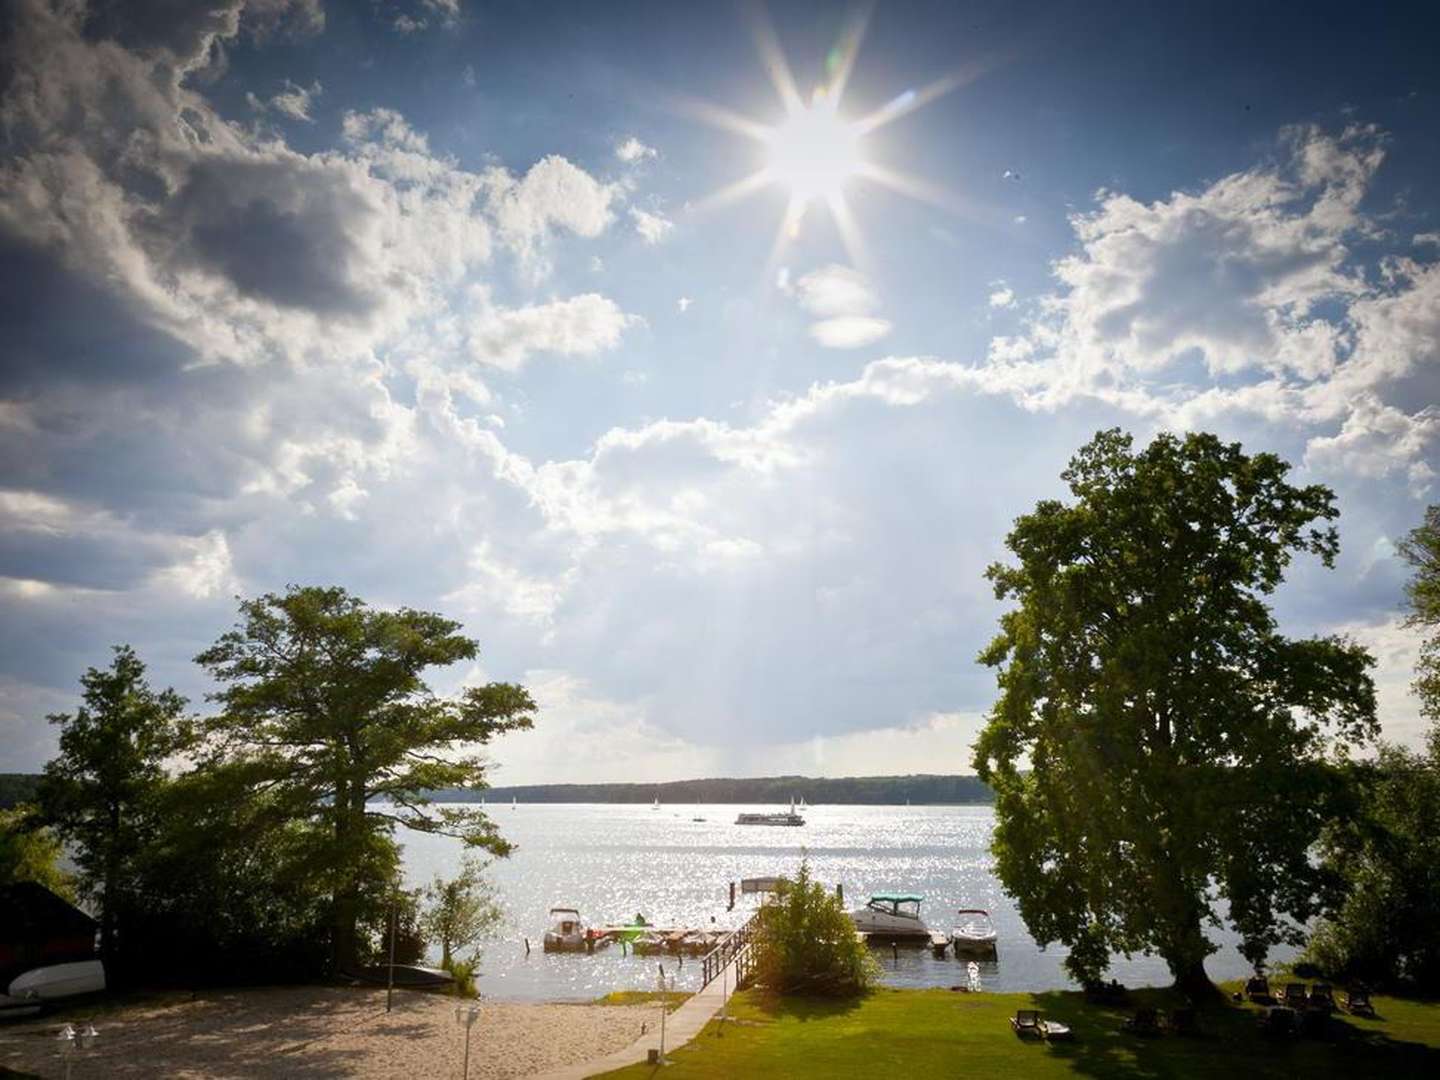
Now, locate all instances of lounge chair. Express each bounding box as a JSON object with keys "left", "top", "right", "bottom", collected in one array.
[
  {"left": 1122, "top": 1007, "right": 1160, "bottom": 1036},
  {"left": 1343, "top": 988, "right": 1374, "bottom": 1016},
  {"left": 1039, "top": 1018, "right": 1074, "bottom": 1041},
  {"left": 1308, "top": 983, "right": 1334, "bottom": 1010},
  {"left": 1259, "top": 1006, "right": 1296, "bottom": 1038},
  {"left": 1011, "top": 1009, "right": 1042, "bottom": 1038},
  {"left": 1165, "top": 1007, "right": 1199, "bottom": 1036},
  {"left": 1244, "top": 975, "right": 1271, "bottom": 1002},
  {"left": 1283, "top": 982, "right": 1308, "bottom": 1007}
]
